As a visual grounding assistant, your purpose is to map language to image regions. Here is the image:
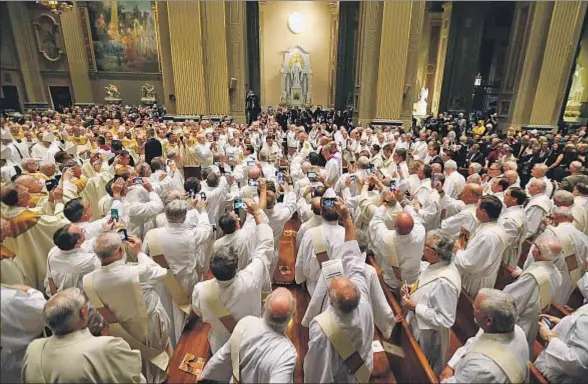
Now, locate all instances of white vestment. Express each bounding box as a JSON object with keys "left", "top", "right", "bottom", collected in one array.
[
  {"left": 443, "top": 326, "right": 529, "bottom": 383},
  {"left": 199, "top": 316, "right": 297, "bottom": 383},
  {"left": 124, "top": 186, "right": 164, "bottom": 239},
  {"left": 304, "top": 240, "right": 375, "bottom": 383},
  {"left": 498, "top": 205, "right": 527, "bottom": 267},
  {"left": 44, "top": 246, "right": 100, "bottom": 296},
  {"left": 454, "top": 222, "right": 506, "bottom": 297},
  {"left": 192, "top": 221, "right": 274, "bottom": 353},
  {"left": 534, "top": 304, "right": 588, "bottom": 383},
  {"left": 443, "top": 171, "right": 466, "bottom": 199},
  {"left": 295, "top": 220, "right": 345, "bottom": 296},
  {"left": 0, "top": 286, "right": 46, "bottom": 383}
]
